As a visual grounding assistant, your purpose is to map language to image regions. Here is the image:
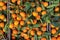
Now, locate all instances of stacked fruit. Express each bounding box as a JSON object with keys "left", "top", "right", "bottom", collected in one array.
[{"left": 0, "top": 1, "right": 7, "bottom": 39}]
